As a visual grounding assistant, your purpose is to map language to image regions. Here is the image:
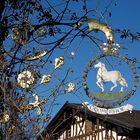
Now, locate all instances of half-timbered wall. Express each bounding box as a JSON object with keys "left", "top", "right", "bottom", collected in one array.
[{"left": 53, "top": 109, "right": 139, "bottom": 140}]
